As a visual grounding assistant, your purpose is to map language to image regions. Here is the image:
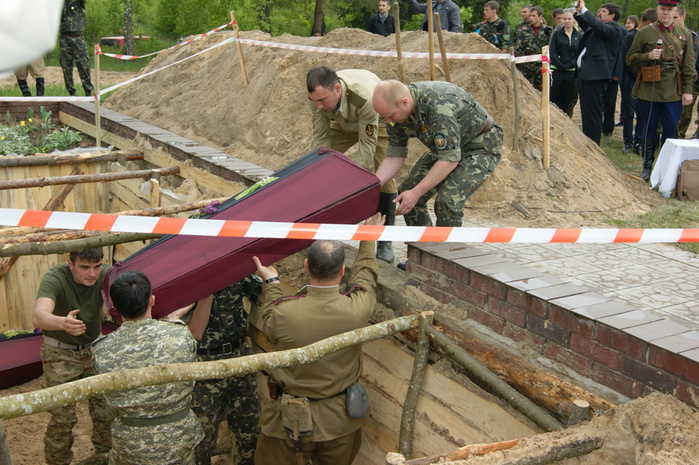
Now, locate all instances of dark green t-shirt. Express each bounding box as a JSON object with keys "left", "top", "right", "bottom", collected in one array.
[{"left": 37, "top": 262, "right": 109, "bottom": 345}]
